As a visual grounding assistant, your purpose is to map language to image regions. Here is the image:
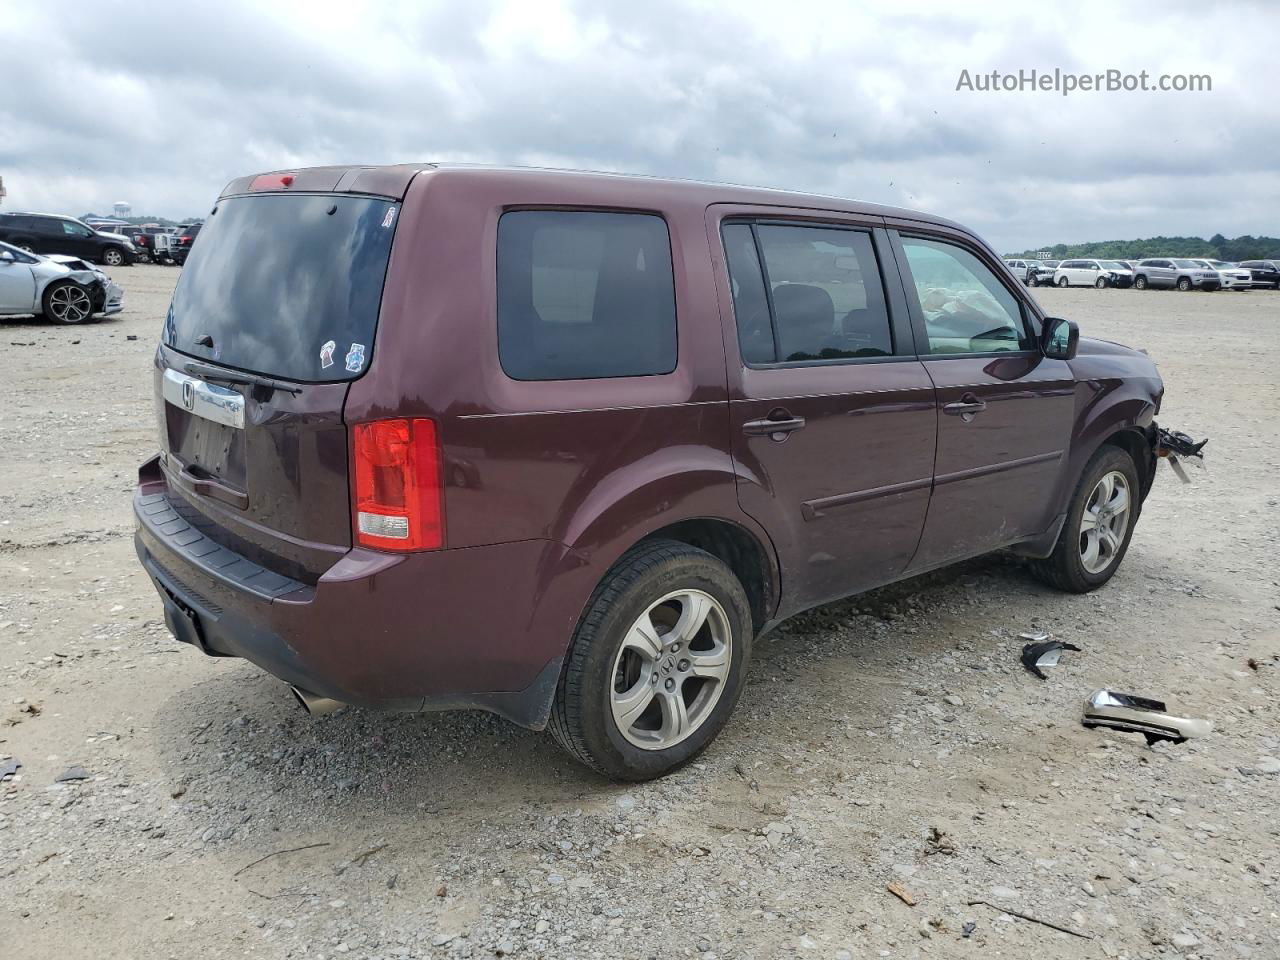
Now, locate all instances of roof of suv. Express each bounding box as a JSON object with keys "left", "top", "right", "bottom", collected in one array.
[
  {"left": 218, "top": 163, "right": 969, "bottom": 234},
  {"left": 1, "top": 212, "right": 78, "bottom": 220}
]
